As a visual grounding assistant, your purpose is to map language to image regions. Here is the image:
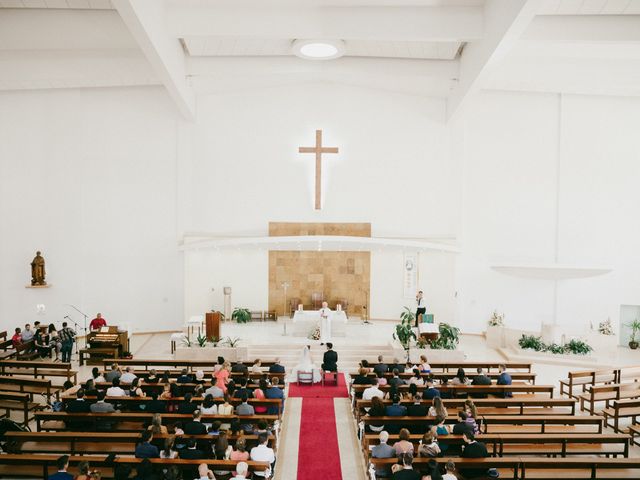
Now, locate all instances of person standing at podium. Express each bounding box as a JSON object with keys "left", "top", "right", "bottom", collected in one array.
[
  {"left": 89, "top": 313, "right": 107, "bottom": 331},
  {"left": 415, "top": 291, "right": 426, "bottom": 327},
  {"left": 319, "top": 301, "right": 332, "bottom": 345}
]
